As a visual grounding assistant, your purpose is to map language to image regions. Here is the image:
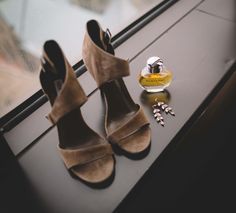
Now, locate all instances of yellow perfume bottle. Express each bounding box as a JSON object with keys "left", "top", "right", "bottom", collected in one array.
[{"left": 138, "top": 56, "right": 172, "bottom": 92}]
